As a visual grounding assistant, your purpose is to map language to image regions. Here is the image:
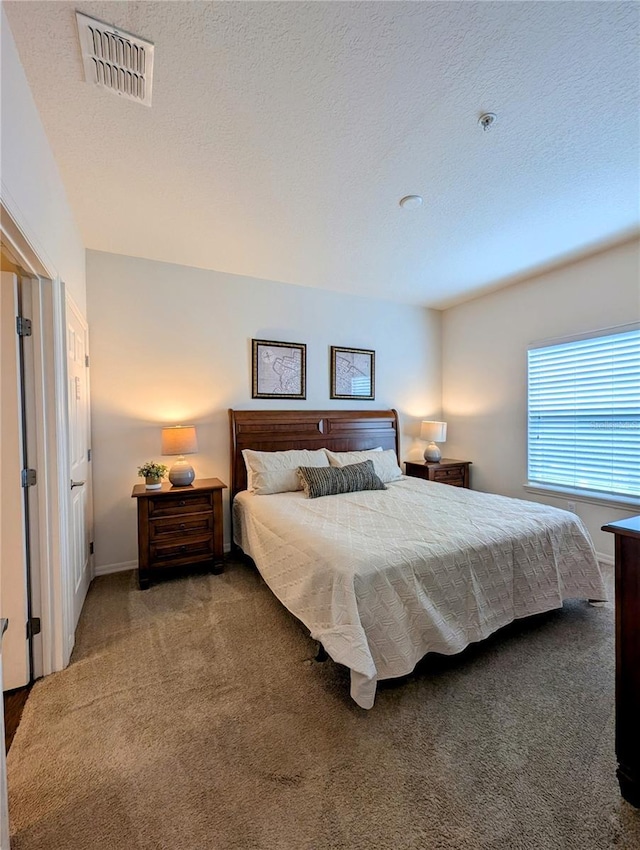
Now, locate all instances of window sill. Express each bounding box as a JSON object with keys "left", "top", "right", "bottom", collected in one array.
[{"left": 523, "top": 483, "right": 640, "bottom": 512}]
